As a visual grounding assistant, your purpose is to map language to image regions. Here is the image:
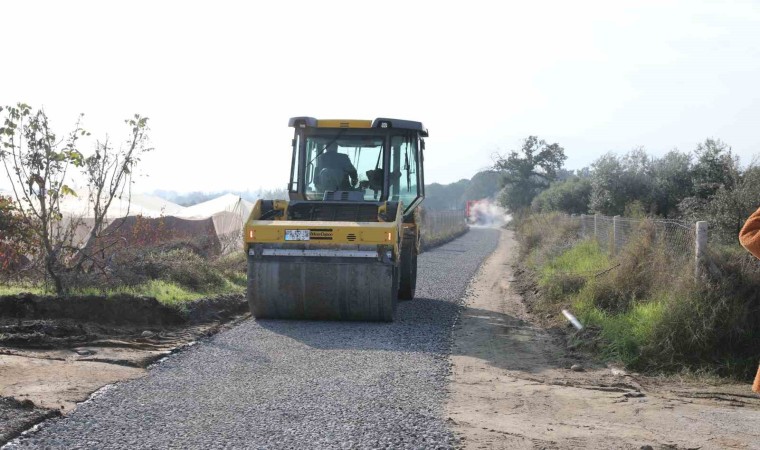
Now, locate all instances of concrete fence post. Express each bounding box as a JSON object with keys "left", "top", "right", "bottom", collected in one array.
[
  {"left": 594, "top": 213, "right": 599, "bottom": 242},
  {"left": 695, "top": 221, "right": 708, "bottom": 280},
  {"left": 580, "top": 214, "right": 586, "bottom": 237},
  {"left": 612, "top": 215, "right": 620, "bottom": 256}
]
